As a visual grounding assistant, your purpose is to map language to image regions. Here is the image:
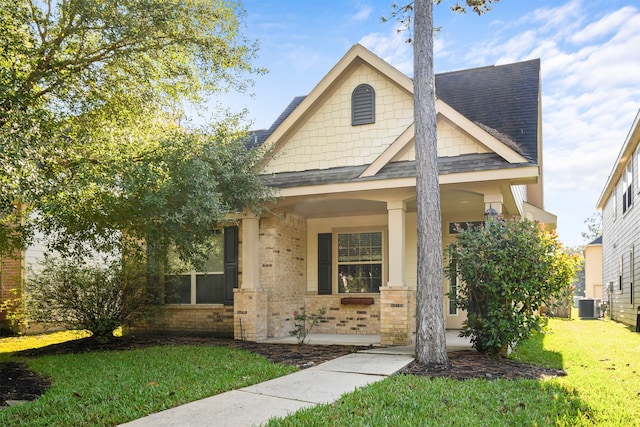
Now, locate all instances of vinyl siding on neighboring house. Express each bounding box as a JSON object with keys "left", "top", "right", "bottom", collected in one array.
[{"left": 601, "top": 146, "right": 640, "bottom": 325}]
